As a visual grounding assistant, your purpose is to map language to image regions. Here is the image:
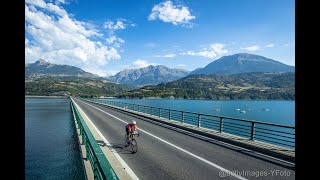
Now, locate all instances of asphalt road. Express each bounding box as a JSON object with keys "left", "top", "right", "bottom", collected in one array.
[{"left": 73, "top": 98, "right": 295, "bottom": 180}]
